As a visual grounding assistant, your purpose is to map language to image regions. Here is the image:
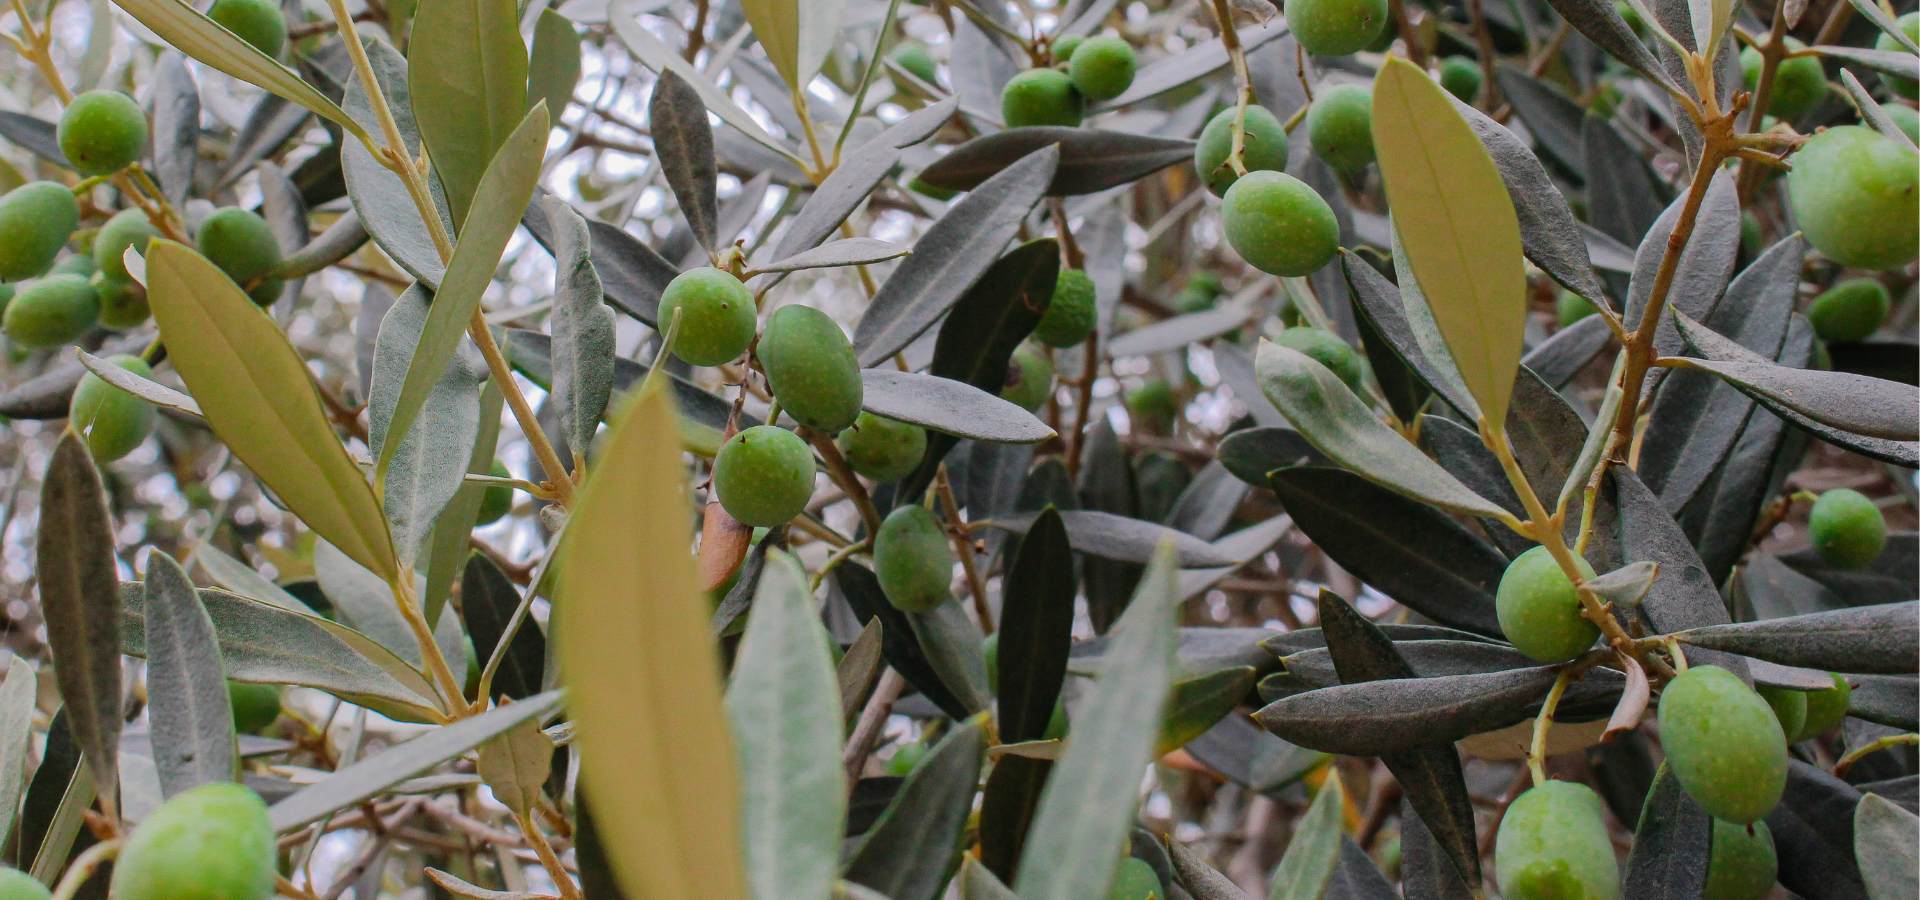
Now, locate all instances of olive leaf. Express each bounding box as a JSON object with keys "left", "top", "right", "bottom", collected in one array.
[
  {"left": 1539, "top": 0, "right": 1686, "bottom": 92},
  {"left": 369, "top": 287, "right": 486, "bottom": 567},
  {"left": 1677, "top": 603, "right": 1919, "bottom": 674},
  {"left": 1856, "top": 793, "right": 1920, "bottom": 900},
  {"left": 741, "top": 0, "right": 844, "bottom": 90},
  {"left": 1269, "top": 770, "right": 1346, "bottom": 900},
  {"left": 772, "top": 98, "right": 956, "bottom": 261},
  {"left": 0, "top": 658, "right": 33, "bottom": 849},
  {"left": 527, "top": 10, "right": 582, "bottom": 121},
  {"left": 460, "top": 552, "right": 545, "bottom": 702},
  {"left": 74, "top": 350, "right": 201, "bottom": 417},
  {"left": 1628, "top": 169, "right": 1742, "bottom": 357},
  {"left": 607, "top": 14, "right": 805, "bottom": 166},
  {"left": 991, "top": 510, "right": 1236, "bottom": 567},
  {"left": 1673, "top": 310, "right": 1920, "bottom": 443},
  {"left": 1373, "top": 57, "right": 1527, "bottom": 431},
  {"left": 408, "top": 0, "right": 528, "bottom": 225},
  {"left": 1451, "top": 96, "right": 1610, "bottom": 305},
  {"left": 1092, "top": 18, "right": 1288, "bottom": 110},
  {"left": 1158, "top": 667, "right": 1256, "bottom": 755},
  {"left": 476, "top": 718, "right": 552, "bottom": 818},
  {"left": 1840, "top": 70, "right": 1920, "bottom": 152},
  {"left": 860, "top": 370, "right": 1053, "bottom": 444},
  {"left": 998, "top": 508, "right": 1076, "bottom": 744},
  {"left": 141, "top": 551, "right": 237, "bottom": 797},
  {"left": 1621, "top": 763, "right": 1712, "bottom": 897},
  {"left": 420, "top": 382, "right": 503, "bottom": 623},
  {"left": 649, "top": 70, "right": 719, "bottom": 253},
  {"left": 35, "top": 435, "right": 122, "bottom": 819},
  {"left": 919, "top": 128, "right": 1196, "bottom": 196},
  {"left": 536, "top": 196, "right": 616, "bottom": 456},
  {"left": 522, "top": 192, "right": 678, "bottom": 326},
  {"left": 752, "top": 238, "right": 909, "bottom": 276},
  {"left": 844, "top": 722, "right": 986, "bottom": 900},
  {"left": 343, "top": 38, "right": 451, "bottom": 290},
  {"left": 150, "top": 53, "right": 199, "bottom": 208}
]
